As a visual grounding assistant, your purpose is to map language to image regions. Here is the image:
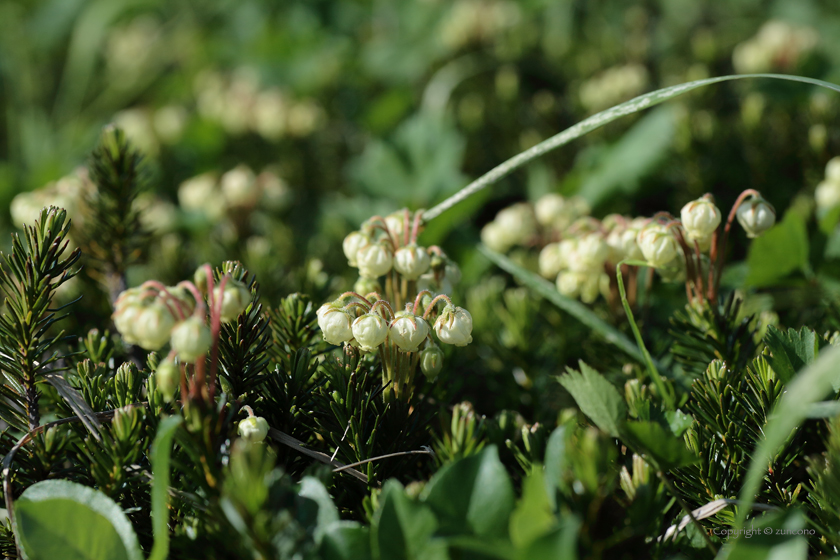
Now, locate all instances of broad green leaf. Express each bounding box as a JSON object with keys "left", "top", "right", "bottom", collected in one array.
[
  {"left": 149, "top": 415, "right": 182, "bottom": 560},
  {"left": 763, "top": 326, "right": 818, "bottom": 384},
  {"left": 622, "top": 420, "right": 698, "bottom": 470},
  {"left": 320, "top": 521, "right": 373, "bottom": 560},
  {"left": 579, "top": 106, "right": 677, "bottom": 208},
  {"left": 479, "top": 245, "right": 644, "bottom": 364},
  {"left": 544, "top": 427, "right": 568, "bottom": 505},
  {"left": 718, "top": 510, "right": 808, "bottom": 560},
  {"left": 558, "top": 361, "right": 627, "bottom": 437},
  {"left": 509, "top": 468, "right": 555, "bottom": 549},
  {"left": 744, "top": 211, "right": 810, "bottom": 288},
  {"left": 421, "top": 446, "right": 515, "bottom": 539},
  {"left": 373, "top": 480, "right": 439, "bottom": 560},
  {"left": 424, "top": 74, "right": 840, "bottom": 223},
  {"left": 518, "top": 516, "right": 580, "bottom": 560},
  {"left": 15, "top": 479, "right": 142, "bottom": 560},
  {"left": 299, "top": 477, "right": 340, "bottom": 543},
  {"left": 736, "top": 345, "right": 840, "bottom": 530}
]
